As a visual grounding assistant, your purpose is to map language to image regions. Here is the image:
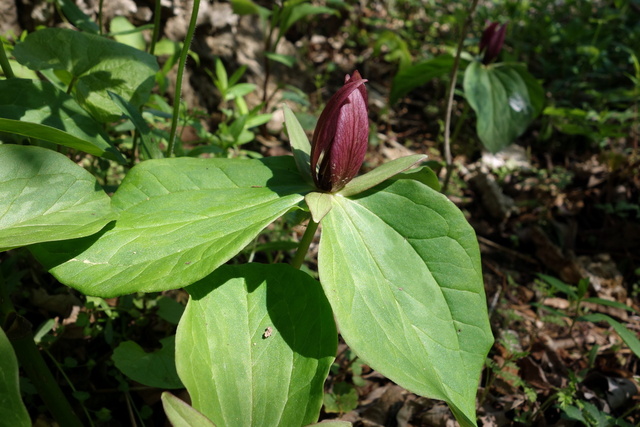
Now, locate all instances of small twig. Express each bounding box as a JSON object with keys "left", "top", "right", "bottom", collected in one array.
[{"left": 125, "top": 391, "right": 138, "bottom": 427}]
